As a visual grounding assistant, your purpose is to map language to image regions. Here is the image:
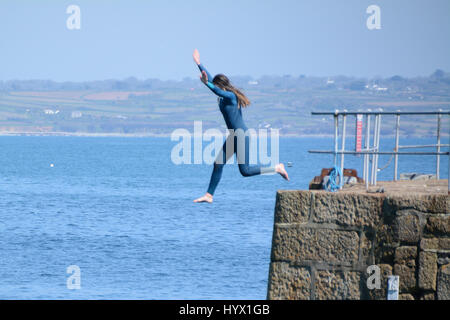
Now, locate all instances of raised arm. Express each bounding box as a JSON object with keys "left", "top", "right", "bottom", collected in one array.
[
  {"left": 193, "top": 49, "right": 213, "bottom": 84},
  {"left": 198, "top": 64, "right": 213, "bottom": 84},
  {"left": 194, "top": 49, "right": 236, "bottom": 100}
]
